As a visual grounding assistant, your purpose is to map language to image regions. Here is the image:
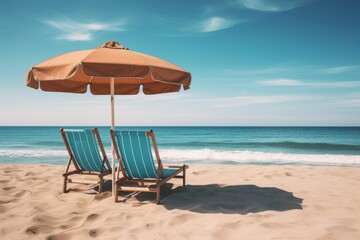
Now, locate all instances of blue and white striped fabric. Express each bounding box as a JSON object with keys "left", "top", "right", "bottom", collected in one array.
[
  {"left": 65, "top": 129, "right": 108, "bottom": 172},
  {"left": 113, "top": 131, "right": 176, "bottom": 179}
]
